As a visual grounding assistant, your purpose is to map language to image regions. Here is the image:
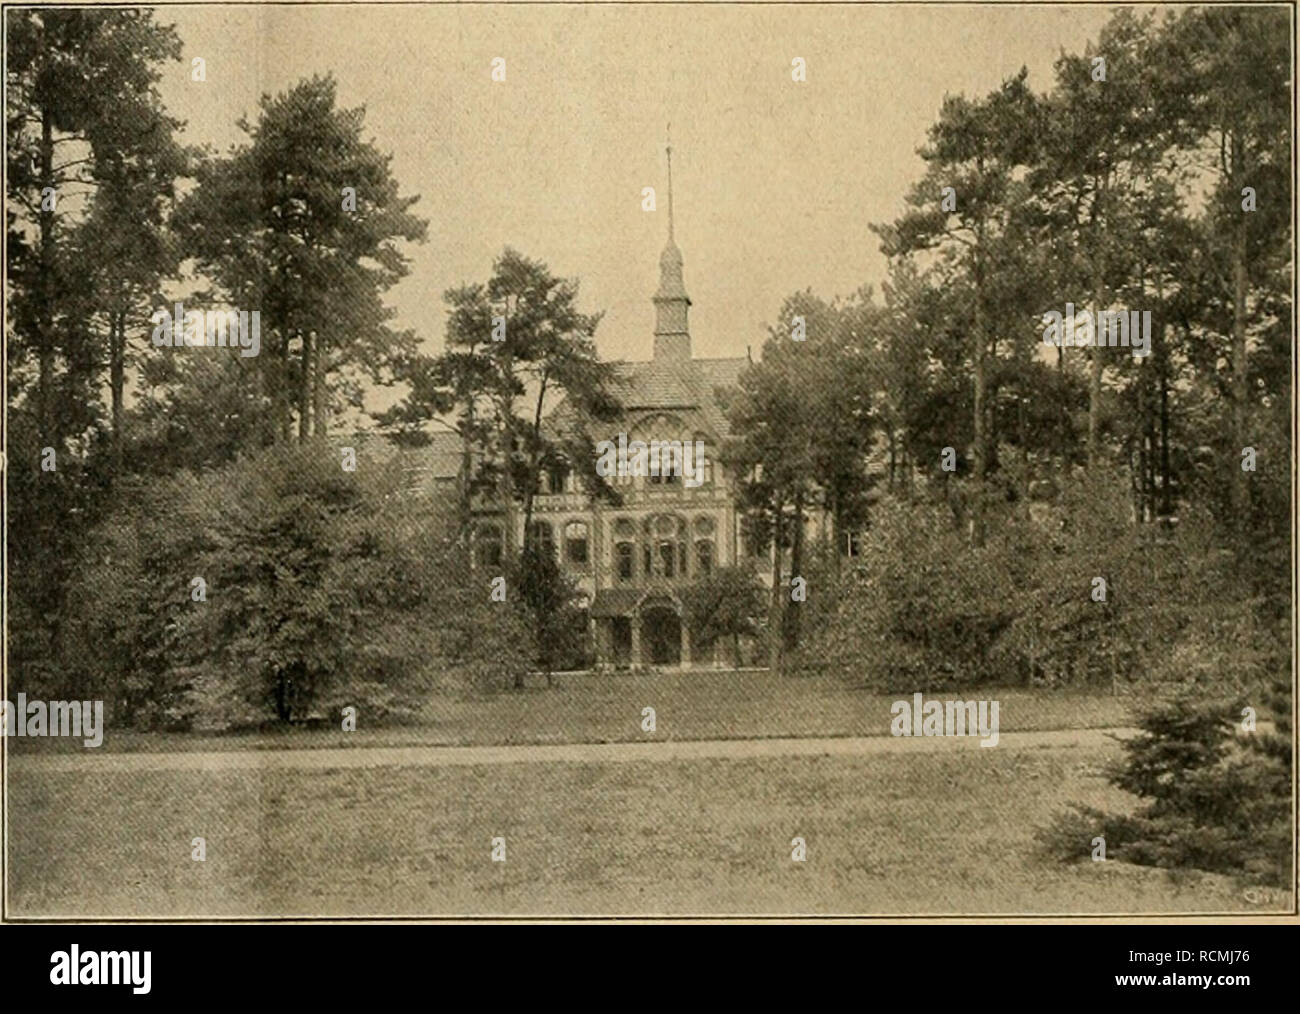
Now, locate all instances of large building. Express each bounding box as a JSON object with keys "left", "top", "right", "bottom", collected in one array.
[
  {"left": 523, "top": 205, "right": 755, "bottom": 669},
  {"left": 397, "top": 166, "right": 792, "bottom": 669}
]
